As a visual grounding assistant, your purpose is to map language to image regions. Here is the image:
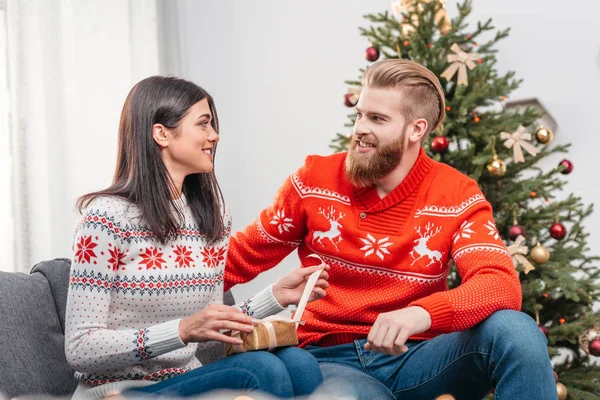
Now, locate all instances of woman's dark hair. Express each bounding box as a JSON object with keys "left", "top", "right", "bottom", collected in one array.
[{"left": 77, "top": 76, "right": 225, "bottom": 245}]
